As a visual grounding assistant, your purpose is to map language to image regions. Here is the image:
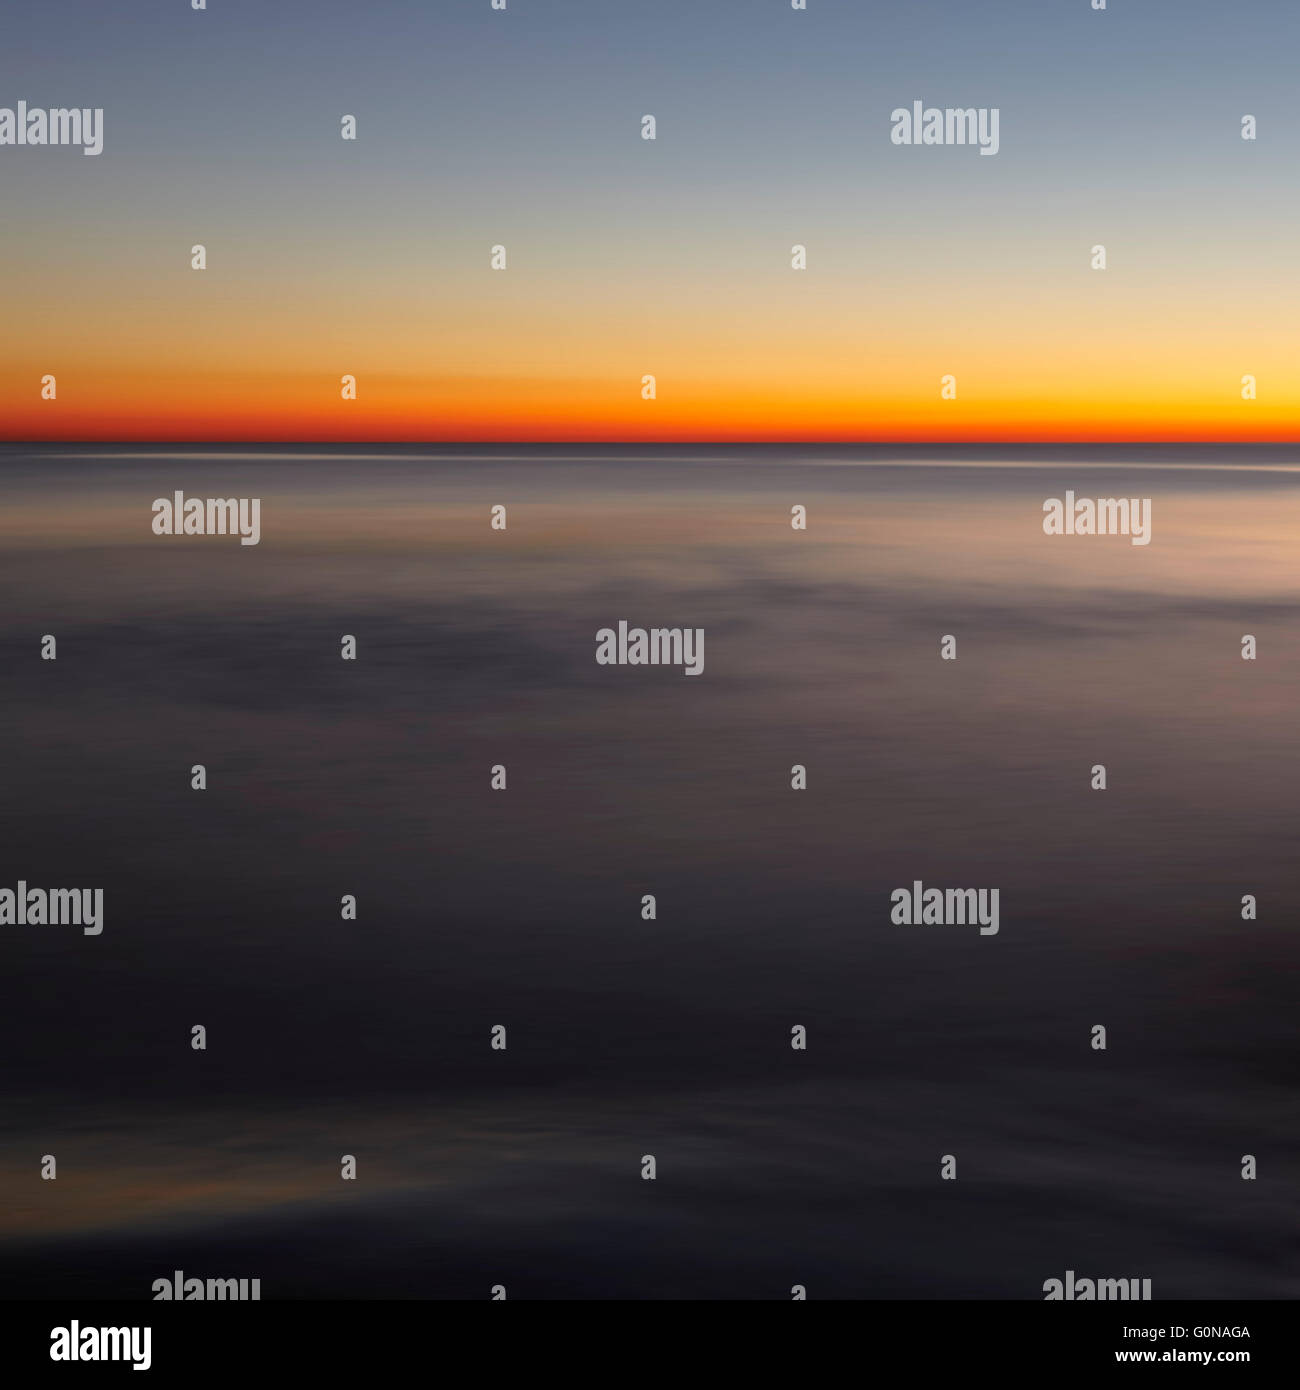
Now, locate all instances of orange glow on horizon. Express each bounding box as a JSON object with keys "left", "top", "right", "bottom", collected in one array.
[{"left": 3, "top": 358, "right": 1299, "bottom": 443}]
